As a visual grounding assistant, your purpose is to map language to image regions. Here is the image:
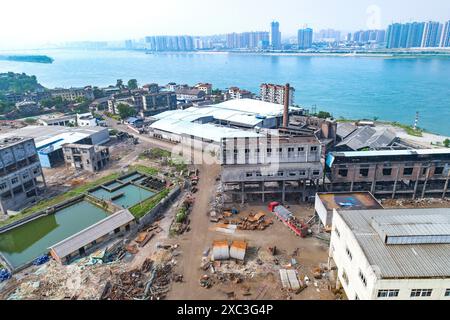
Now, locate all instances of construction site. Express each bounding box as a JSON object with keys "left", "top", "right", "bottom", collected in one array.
[{"left": 0, "top": 85, "right": 449, "bottom": 301}]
